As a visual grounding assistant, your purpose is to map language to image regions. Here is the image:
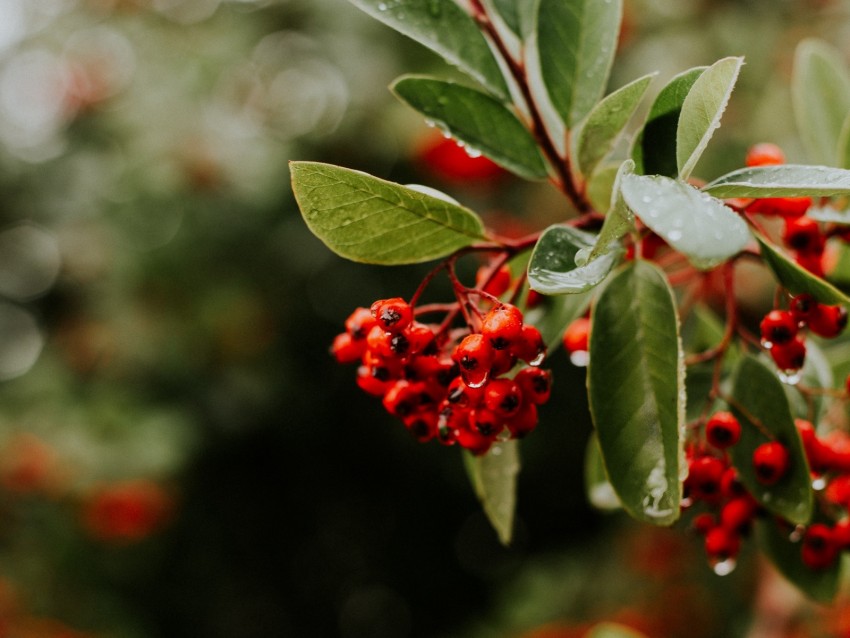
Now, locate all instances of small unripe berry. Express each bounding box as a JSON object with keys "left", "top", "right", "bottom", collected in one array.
[{"left": 752, "top": 441, "right": 790, "bottom": 485}]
